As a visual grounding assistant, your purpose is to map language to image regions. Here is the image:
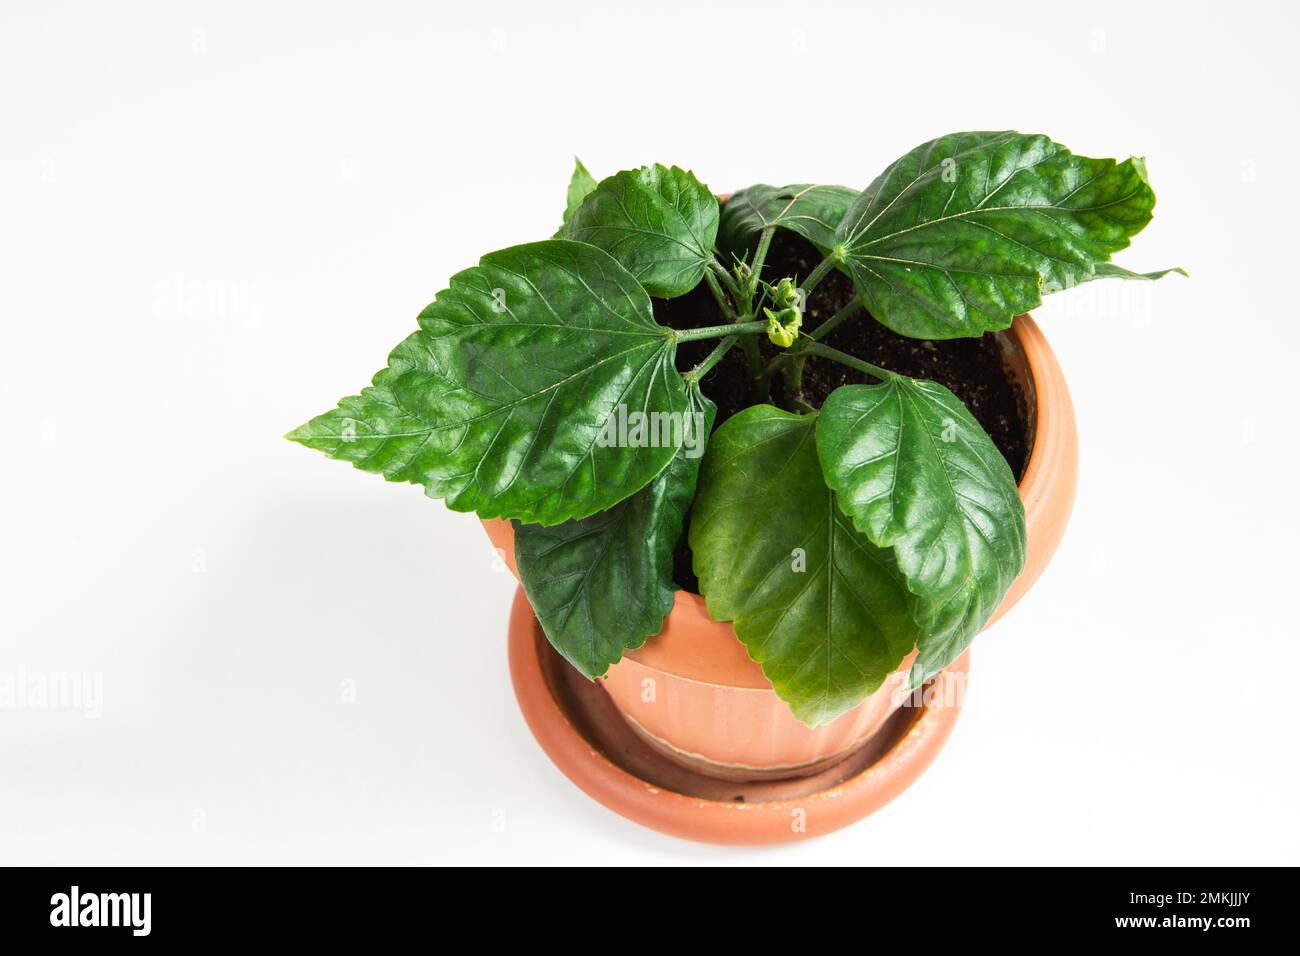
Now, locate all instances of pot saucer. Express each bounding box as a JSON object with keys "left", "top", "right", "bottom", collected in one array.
[{"left": 507, "top": 586, "right": 969, "bottom": 845}]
